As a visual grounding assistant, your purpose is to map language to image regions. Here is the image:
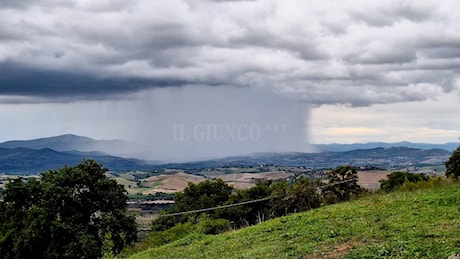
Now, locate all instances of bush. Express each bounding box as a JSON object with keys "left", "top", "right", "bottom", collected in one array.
[
  {"left": 197, "top": 215, "right": 232, "bottom": 235},
  {"left": 380, "top": 171, "right": 429, "bottom": 192},
  {"left": 151, "top": 179, "right": 234, "bottom": 231},
  {"left": 151, "top": 222, "right": 197, "bottom": 245},
  {"left": 399, "top": 176, "right": 453, "bottom": 192},
  {"left": 220, "top": 180, "right": 272, "bottom": 227}
]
